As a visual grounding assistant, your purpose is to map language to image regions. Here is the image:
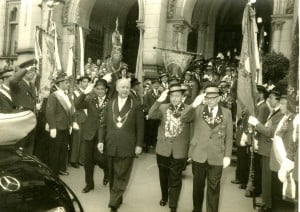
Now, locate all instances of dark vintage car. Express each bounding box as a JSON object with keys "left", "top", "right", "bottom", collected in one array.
[{"left": 0, "top": 147, "right": 83, "bottom": 212}]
